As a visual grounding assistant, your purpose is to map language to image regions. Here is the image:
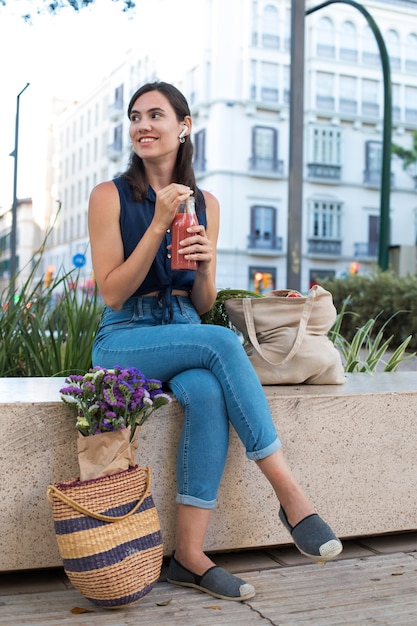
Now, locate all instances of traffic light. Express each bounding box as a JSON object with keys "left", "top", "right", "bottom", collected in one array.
[
  {"left": 349, "top": 262, "right": 360, "bottom": 275},
  {"left": 44, "top": 265, "right": 55, "bottom": 287}
]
